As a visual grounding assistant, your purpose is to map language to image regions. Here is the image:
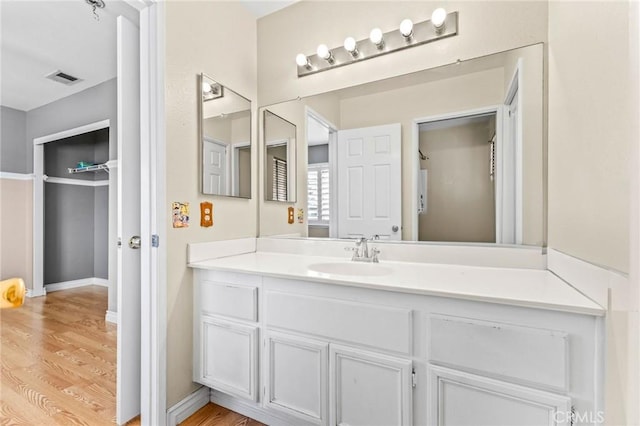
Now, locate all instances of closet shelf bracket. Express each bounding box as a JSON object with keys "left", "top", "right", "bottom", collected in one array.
[{"left": 68, "top": 163, "right": 110, "bottom": 174}]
